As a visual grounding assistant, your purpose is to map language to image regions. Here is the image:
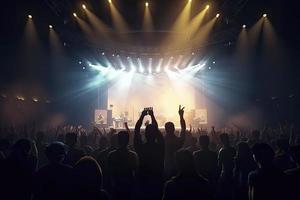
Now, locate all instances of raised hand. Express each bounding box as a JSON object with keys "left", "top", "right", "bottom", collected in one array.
[
  {"left": 178, "top": 105, "right": 185, "bottom": 117},
  {"left": 142, "top": 109, "right": 148, "bottom": 117},
  {"left": 148, "top": 109, "right": 154, "bottom": 116}
]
